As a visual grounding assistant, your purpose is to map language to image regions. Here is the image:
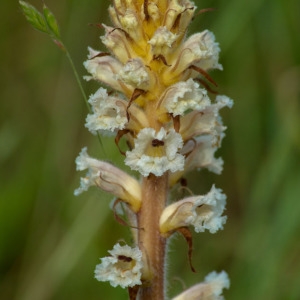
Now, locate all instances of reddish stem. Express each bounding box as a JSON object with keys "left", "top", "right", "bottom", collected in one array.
[{"left": 137, "top": 173, "right": 168, "bottom": 300}]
